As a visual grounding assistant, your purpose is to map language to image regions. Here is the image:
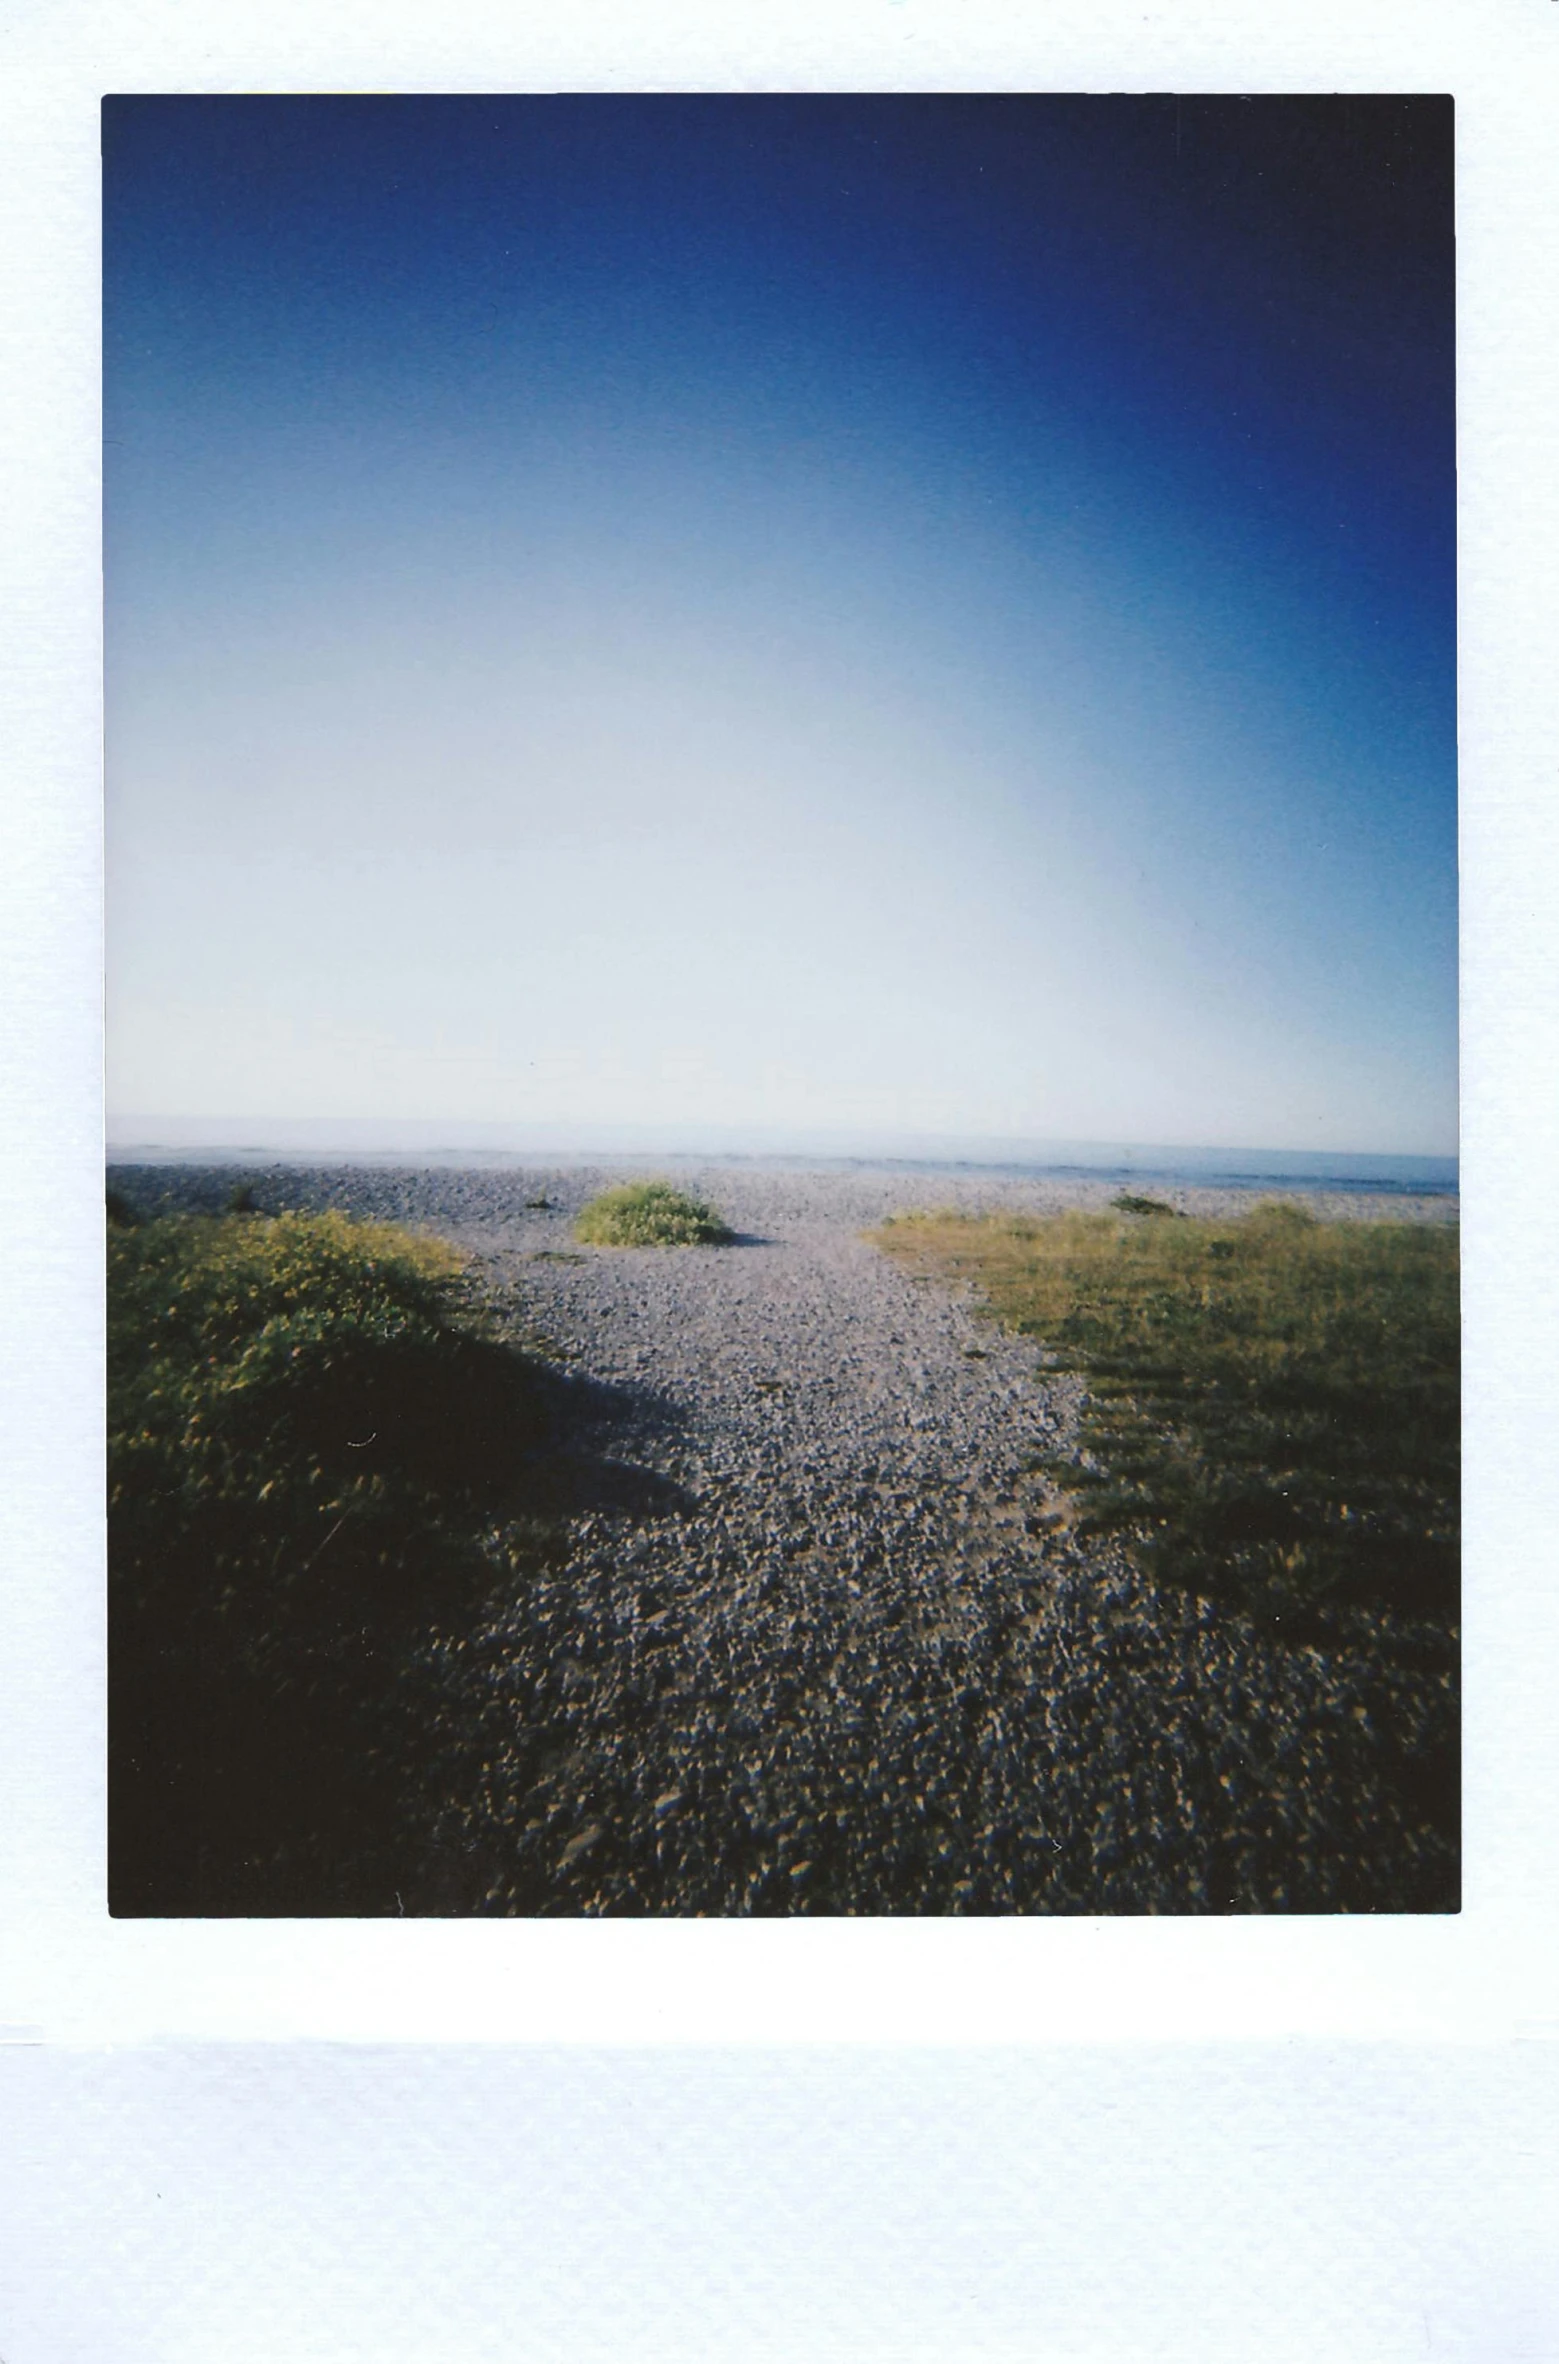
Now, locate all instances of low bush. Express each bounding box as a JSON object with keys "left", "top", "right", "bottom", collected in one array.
[
  {"left": 575, "top": 1181, "right": 732, "bottom": 1247},
  {"left": 108, "top": 1206, "right": 547, "bottom": 1913}
]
